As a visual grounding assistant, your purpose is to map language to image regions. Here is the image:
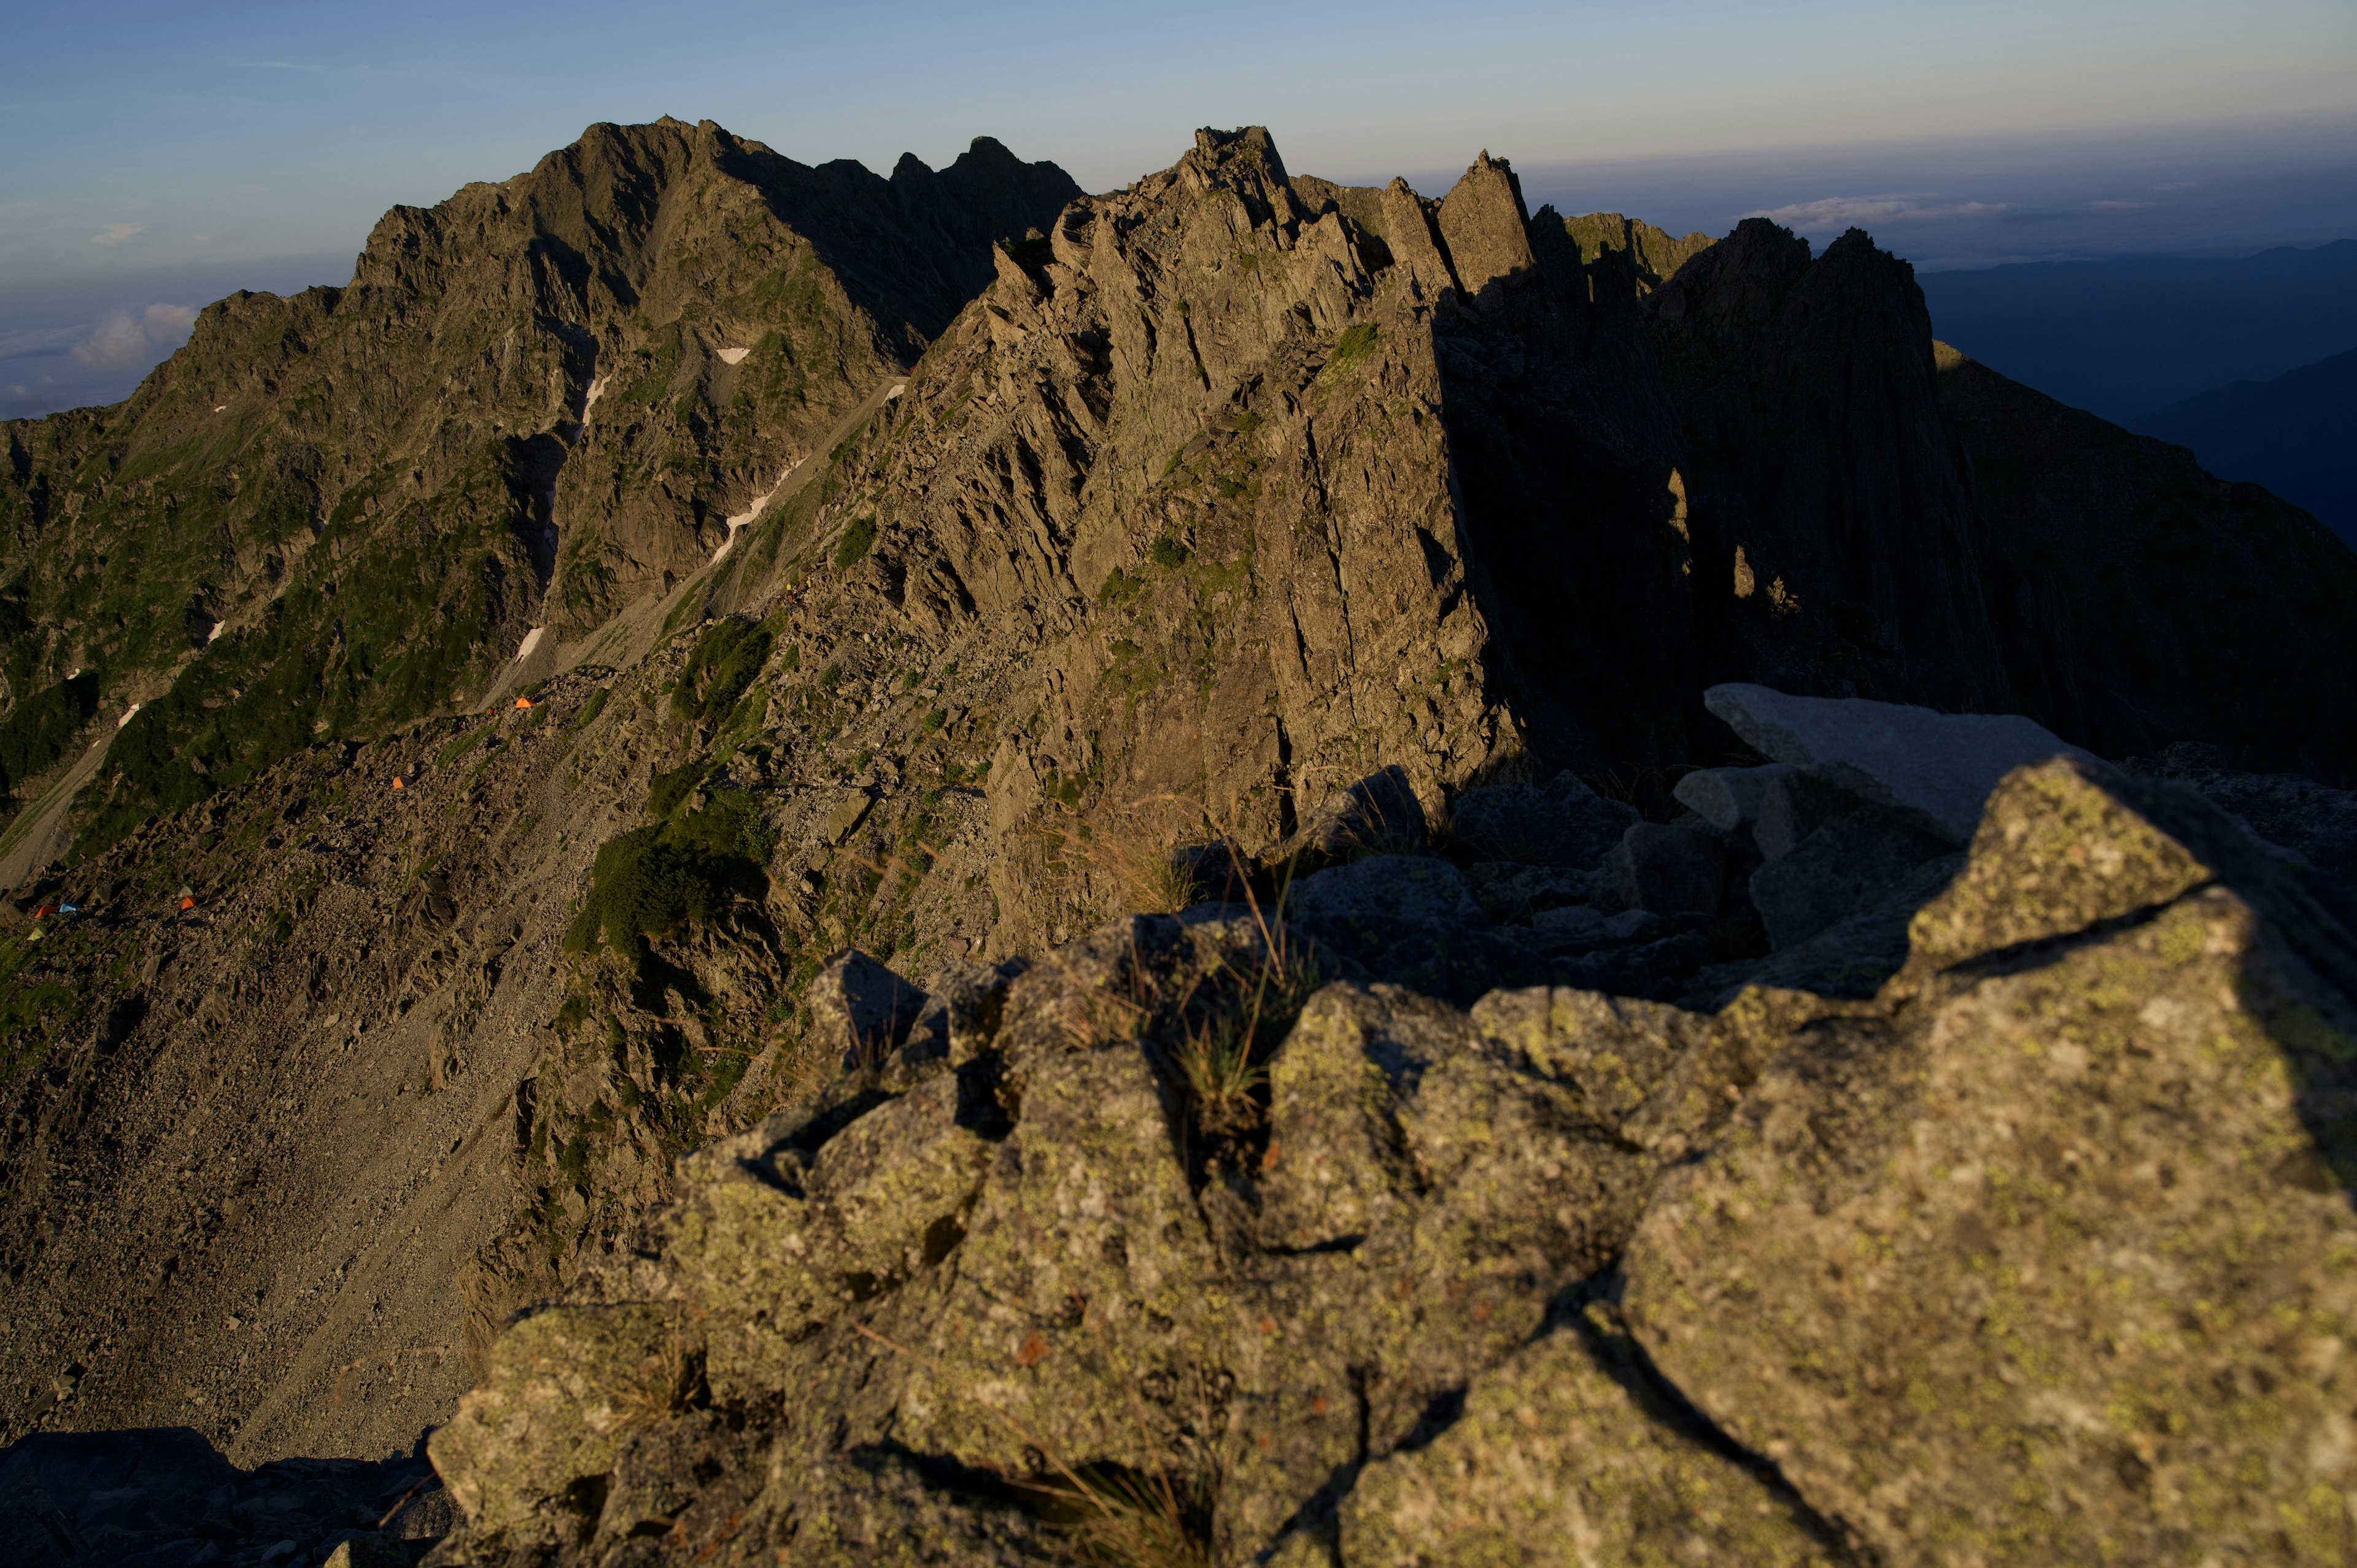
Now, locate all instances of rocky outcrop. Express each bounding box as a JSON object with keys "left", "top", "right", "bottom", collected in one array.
[
  {"left": 1651, "top": 222, "right": 2011, "bottom": 718},
  {"left": 410, "top": 692, "right": 2357, "bottom": 1564}
]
